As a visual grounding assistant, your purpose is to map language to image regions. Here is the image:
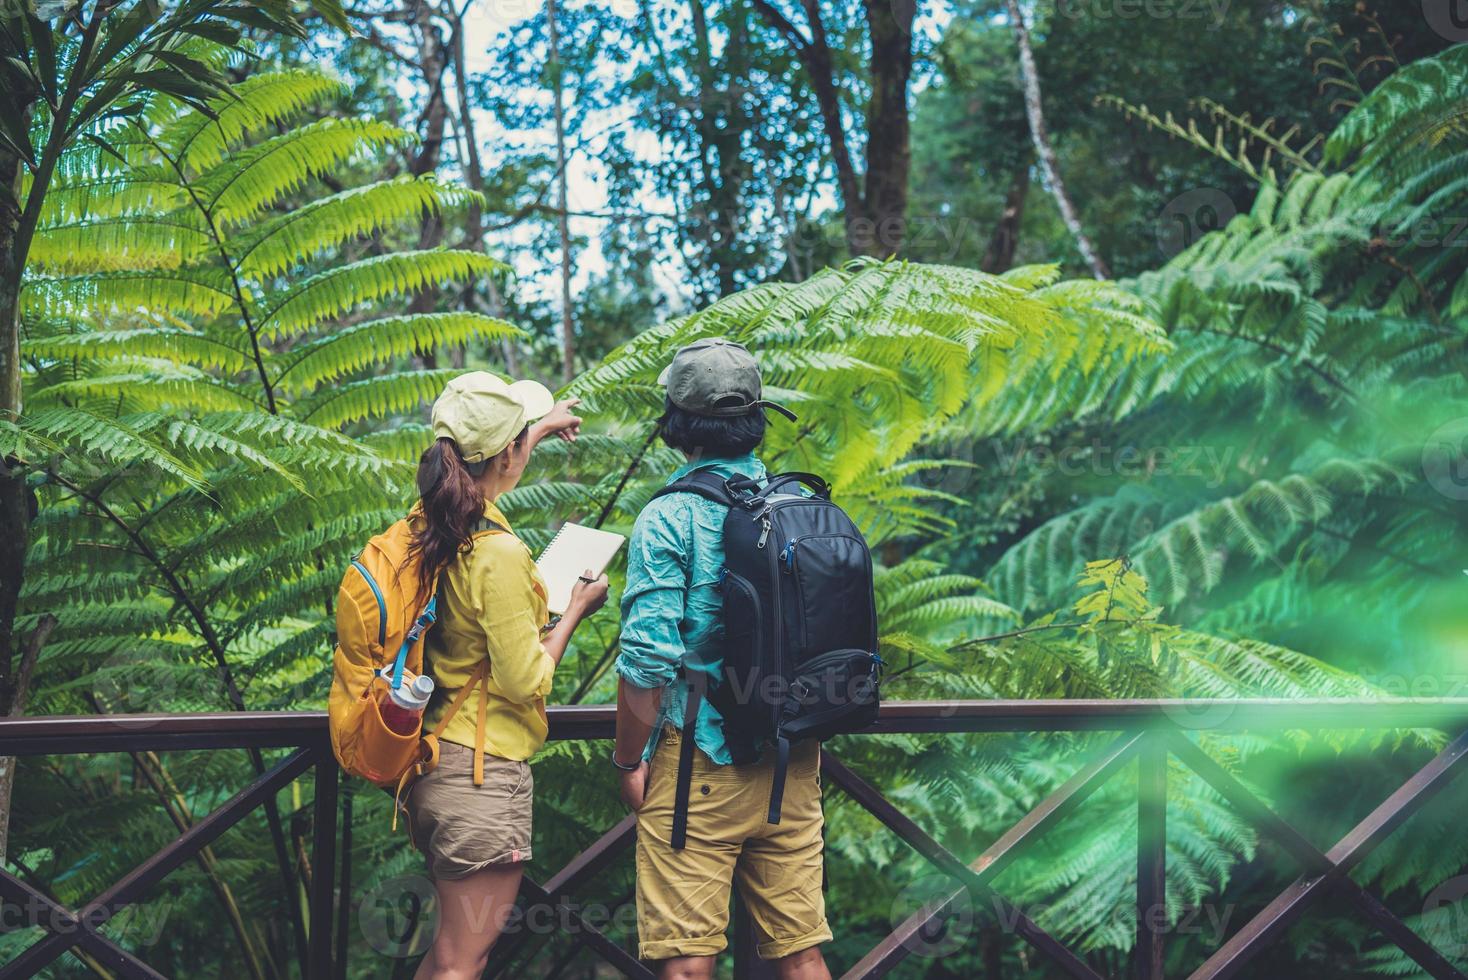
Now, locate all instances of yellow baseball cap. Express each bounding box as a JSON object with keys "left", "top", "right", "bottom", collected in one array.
[{"left": 430, "top": 372, "right": 556, "bottom": 463}]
